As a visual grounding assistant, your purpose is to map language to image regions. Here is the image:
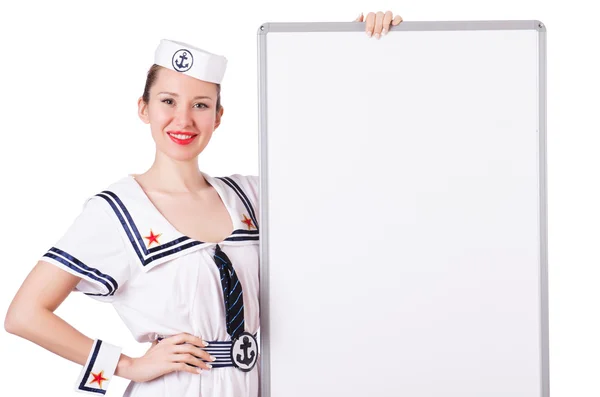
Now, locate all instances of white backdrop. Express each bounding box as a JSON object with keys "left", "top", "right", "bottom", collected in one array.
[{"left": 0, "top": 1, "right": 597, "bottom": 396}]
